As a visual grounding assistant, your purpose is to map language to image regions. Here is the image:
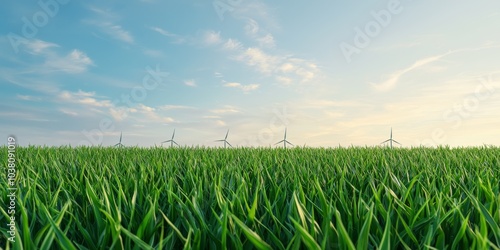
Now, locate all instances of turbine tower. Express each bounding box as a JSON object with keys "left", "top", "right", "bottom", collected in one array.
[
  {"left": 215, "top": 129, "right": 232, "bottom": 148},
  {"left": 275, "top": 128, "right": 293, "bottom": 149},
  {"left": 114, "top": 132, "right": 124, "bottom": 148},
  {"left": 162, "top": 129, "right": 179, "bottom": 147},
  {"left": 380, "top": 127, "right": 401, "bottom": 148}
]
